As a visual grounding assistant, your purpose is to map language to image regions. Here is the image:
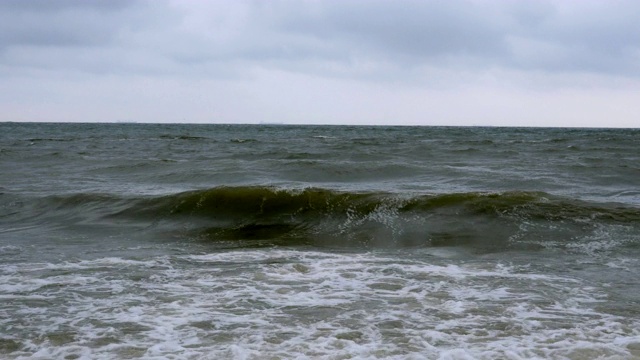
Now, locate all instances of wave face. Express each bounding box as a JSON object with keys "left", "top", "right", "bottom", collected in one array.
[{"left": 7, "top": 186, "right": 636, "bottom": 252}]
